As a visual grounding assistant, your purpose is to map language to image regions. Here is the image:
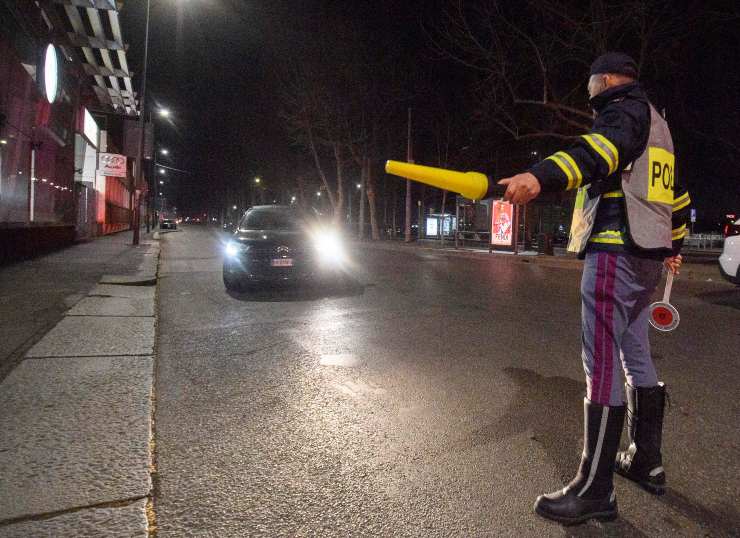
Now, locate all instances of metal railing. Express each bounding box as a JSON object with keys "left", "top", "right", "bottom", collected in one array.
[{"left": 683, "top": 234, "right": 724, "bottom": 250}]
